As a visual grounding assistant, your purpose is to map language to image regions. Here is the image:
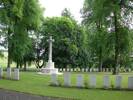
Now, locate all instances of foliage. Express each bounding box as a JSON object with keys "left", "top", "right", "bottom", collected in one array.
[
  {"left": 0, "top": 0, "right": 43, "bottom": 68},
  {"left": 39, "top": 17, "right": 88, "bottom": 68},
  {"left": 82, "top": 0, "right": 133, "bottom": 73}
]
